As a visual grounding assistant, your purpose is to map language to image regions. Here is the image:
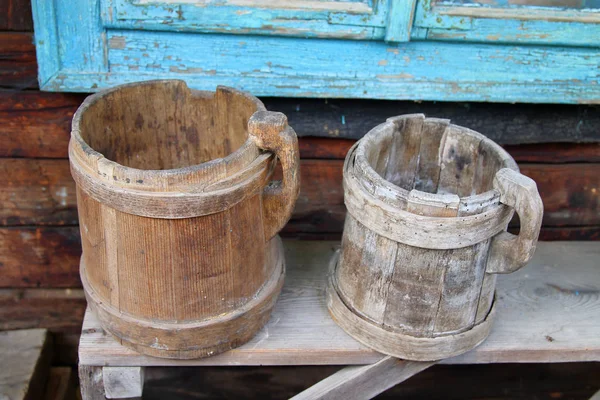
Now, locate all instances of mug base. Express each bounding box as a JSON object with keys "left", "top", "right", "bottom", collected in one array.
[
  {"left": 327, "top": 250, "right": 495, "bottom": 361},
  {"left": 81, "top": 236, "right": 285, "bottom": 360}
]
